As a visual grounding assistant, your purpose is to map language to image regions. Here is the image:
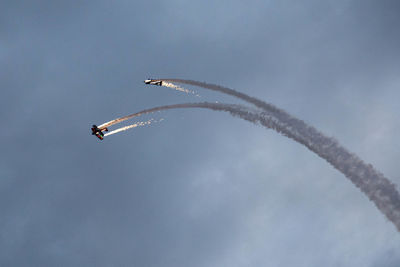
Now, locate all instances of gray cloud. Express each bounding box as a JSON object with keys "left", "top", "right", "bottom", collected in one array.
[{"left": 1, "top": 0, "right": 400, "bottom": 266}]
